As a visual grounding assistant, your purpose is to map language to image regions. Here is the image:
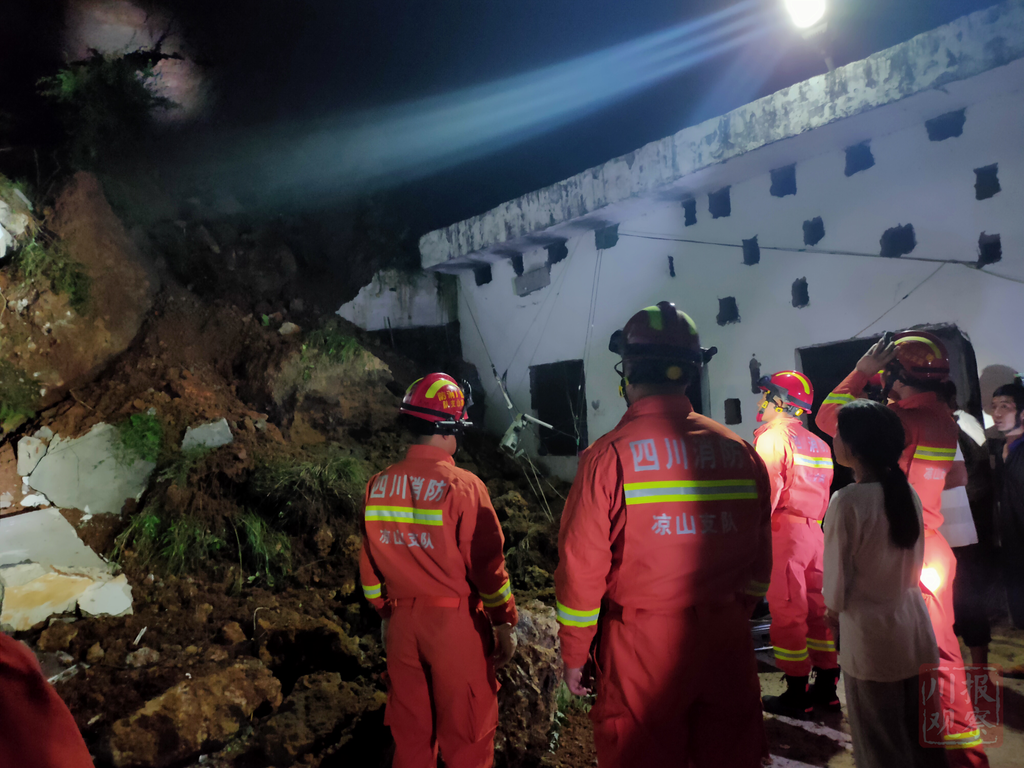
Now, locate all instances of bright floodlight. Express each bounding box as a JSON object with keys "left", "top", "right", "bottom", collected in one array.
[{"left": 785, "top": 0, "right": 826, "bottom": 29}]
